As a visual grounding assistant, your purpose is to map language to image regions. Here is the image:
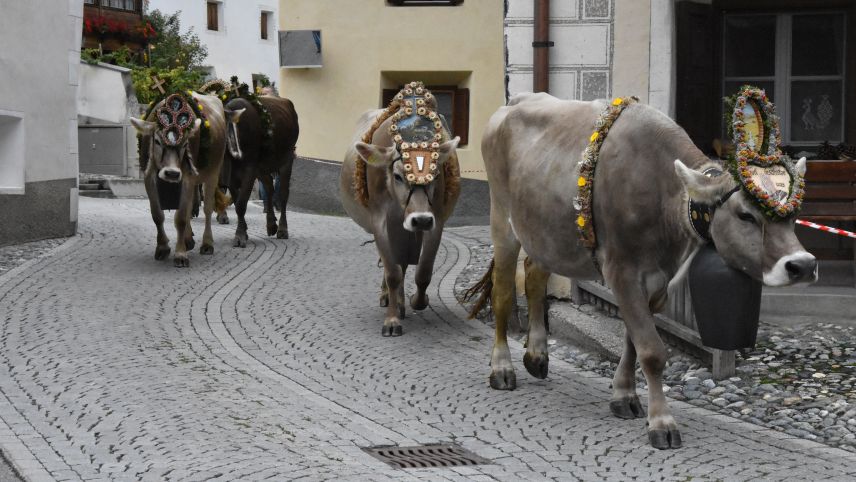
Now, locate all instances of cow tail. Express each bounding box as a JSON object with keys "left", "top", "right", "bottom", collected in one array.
[{"left": 462, "top": 258, "right": 494, "bottom": 319}]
